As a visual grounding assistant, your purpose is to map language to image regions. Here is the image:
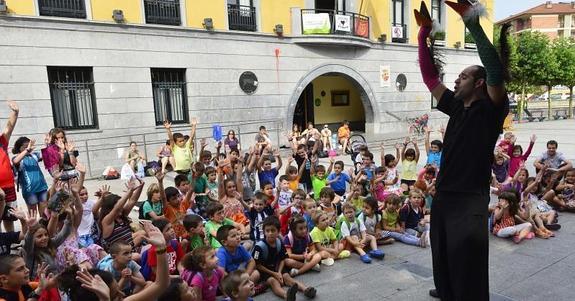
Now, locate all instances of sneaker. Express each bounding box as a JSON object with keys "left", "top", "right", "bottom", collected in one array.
[
  {"left": 321, "top": 258, "right": 335, "bottom": 266},
  {"left": 546, "top": 223, "right": 561, "bottom": 231},
  {"left": 368, "top": 249, "right": 385, "bottom": 259},
  {"left": 289, "top": 268, "right": 299, "bottom": 277},
  {"left": 312, "top": 263, "right": 321, "bottom": 272},
  {"left": 304, "top": 287, "right": 317, "bottom": 299},
  {"left": 338, "top": 250, "right": 351, "bottom": 259},
  {"left": 360, "top": 254, "right": 372, "bottom": 264},
  {"left": 429, "top": 289, "right": 439, "bottom": 298},
  {"left": 287, "top": 284, "right": 298, "bottom": 301}
]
